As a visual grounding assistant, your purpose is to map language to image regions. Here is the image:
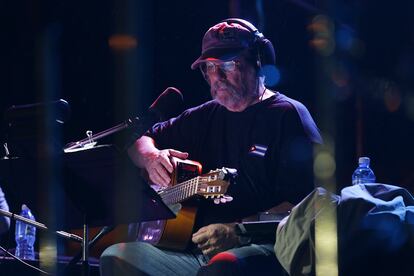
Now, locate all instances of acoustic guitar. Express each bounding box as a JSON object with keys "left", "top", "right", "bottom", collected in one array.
[{"left": 137, "top": 159, "right": 236, "bottom": 250}]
